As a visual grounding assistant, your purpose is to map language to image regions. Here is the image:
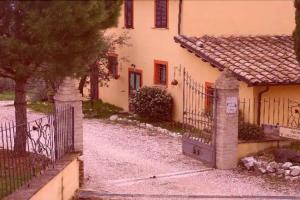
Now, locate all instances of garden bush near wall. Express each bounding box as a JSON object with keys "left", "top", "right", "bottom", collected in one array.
[
  {"left": 238, "top": 122, "right": 265, "bottom": 141},
  {"left": 0, "top": 78, "right": 14, "bottom": 92},
  {"left": 130, "top": 86, "right": 173, "bottom": 122}
]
